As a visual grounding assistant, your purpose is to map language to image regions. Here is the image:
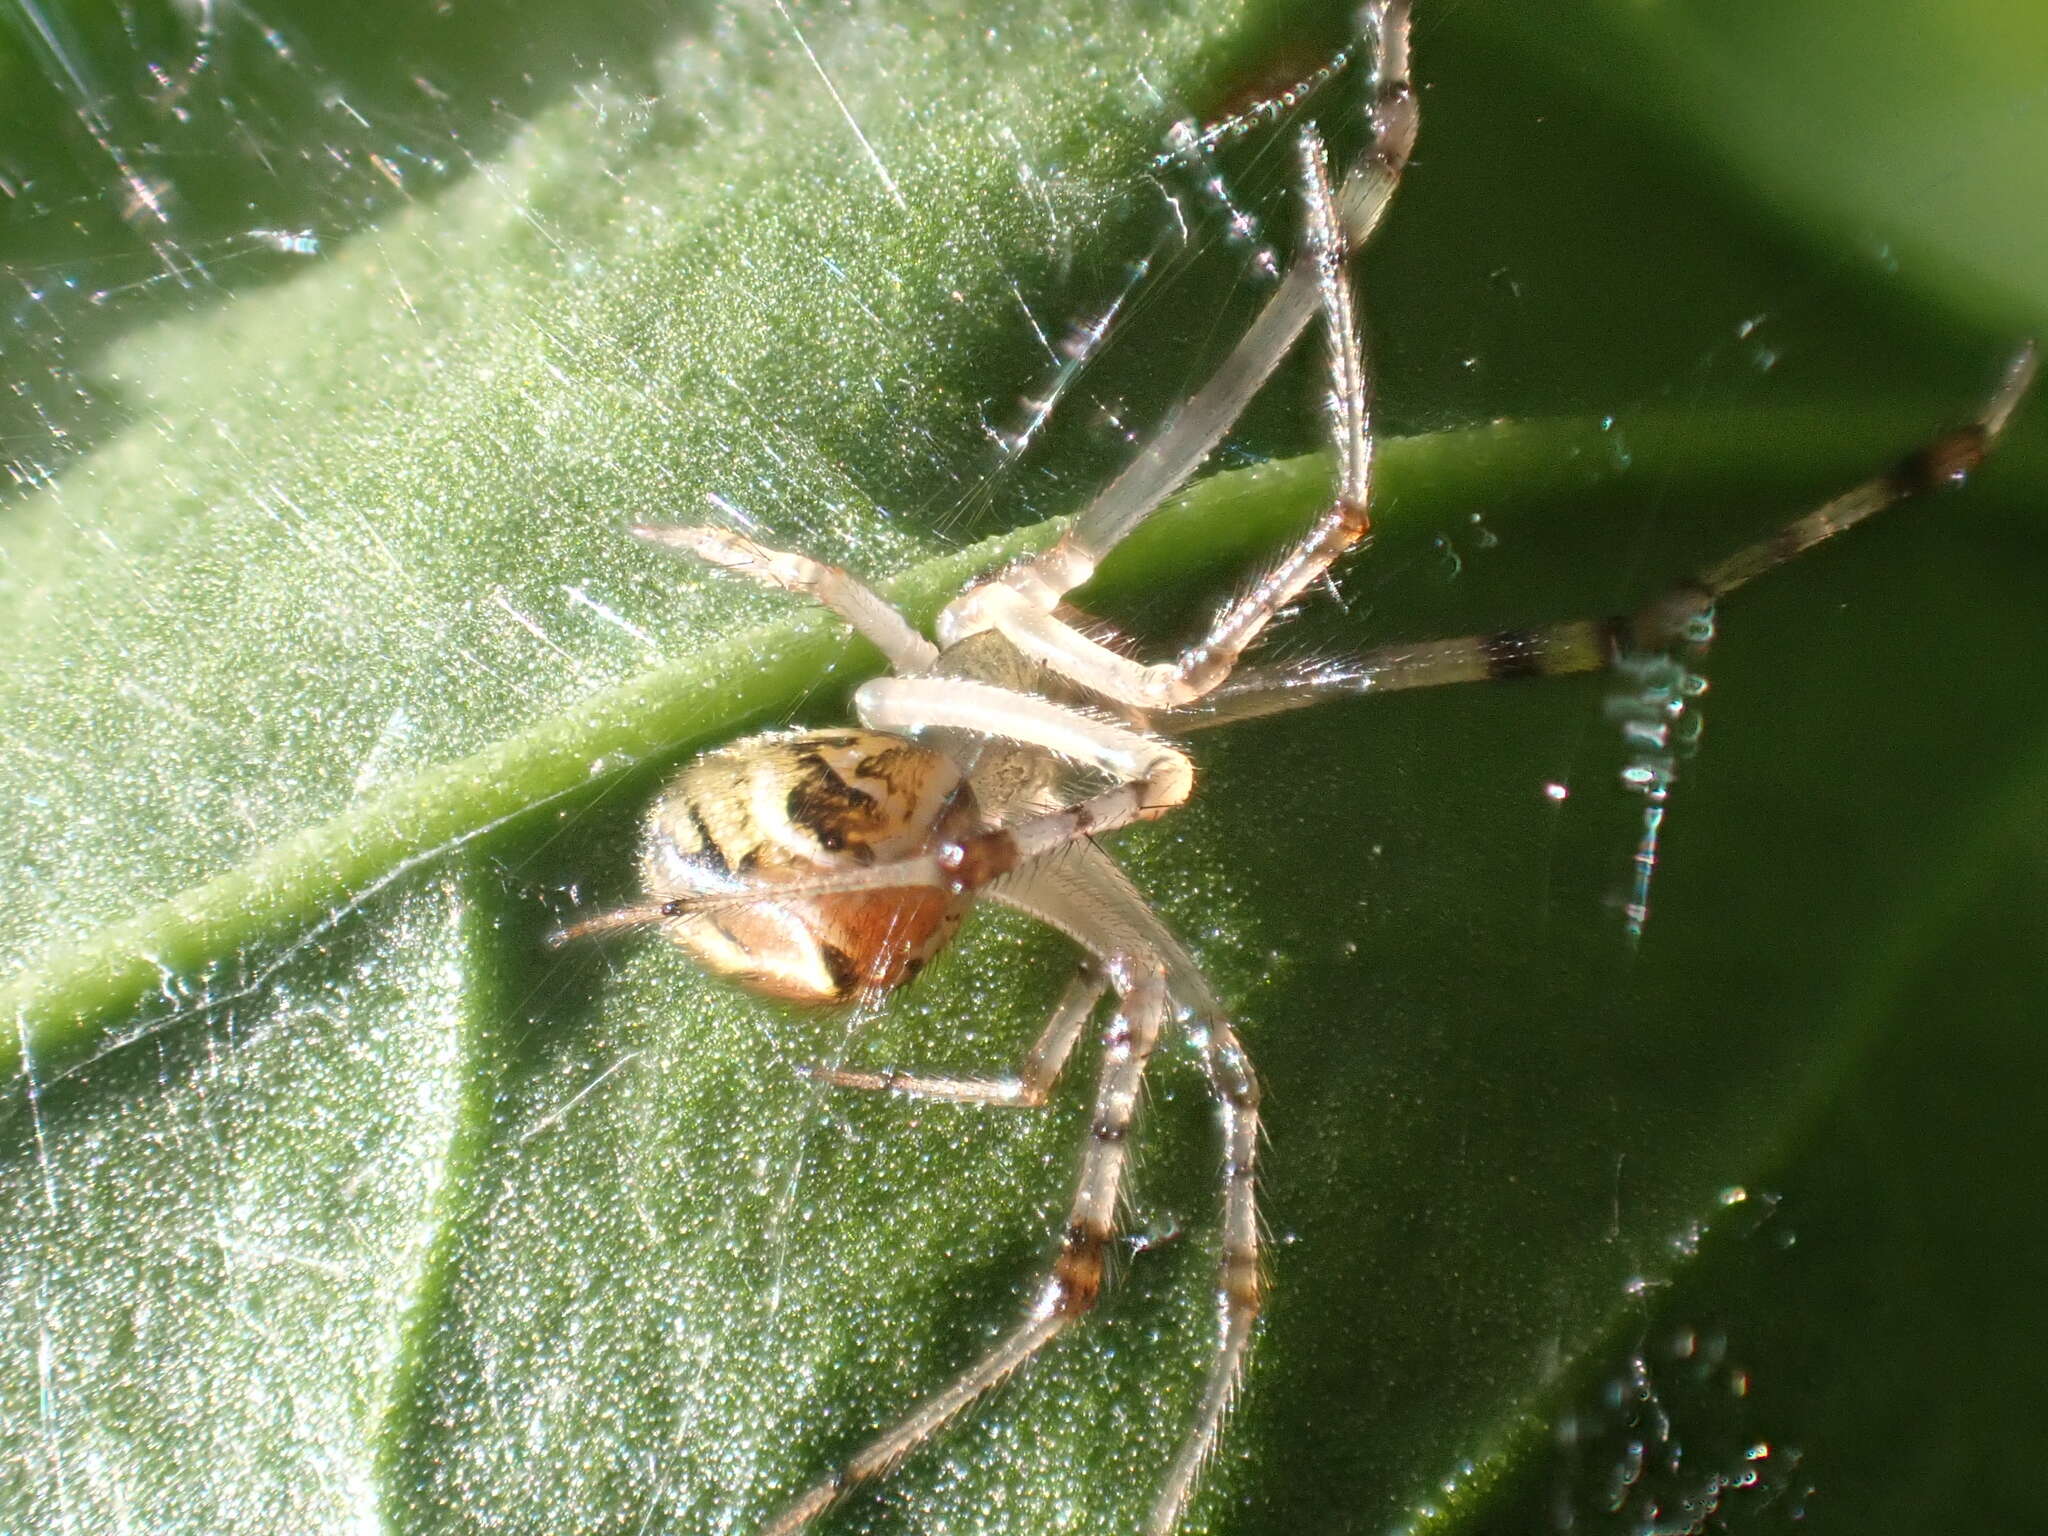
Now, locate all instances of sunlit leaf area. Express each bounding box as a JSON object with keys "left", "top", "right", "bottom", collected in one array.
[{"left": 2, "top": 1, "right": 2043, "bottom": 1532}]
